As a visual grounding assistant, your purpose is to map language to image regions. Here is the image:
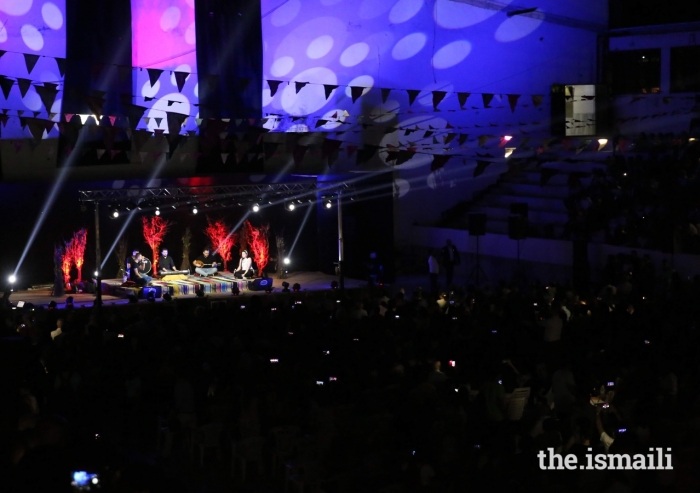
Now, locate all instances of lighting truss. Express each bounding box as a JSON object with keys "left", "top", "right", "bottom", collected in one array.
[{"left": 78, "top": 181, "right": 352, "bottom": 206}]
